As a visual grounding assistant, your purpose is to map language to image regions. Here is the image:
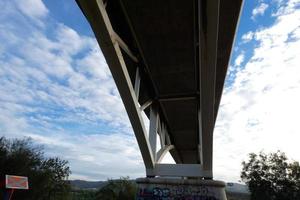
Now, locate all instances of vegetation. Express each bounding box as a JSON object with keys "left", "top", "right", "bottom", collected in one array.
[
  {"left": 0, "top": 137, "right": 135, "bottom": 200},
  {"left": 70, "top": 180, "right": 105, "bottom": 190},
  {"left": 95, "top": 177, "right": 137, "bottom": 200},
  {"left": 0, "top": 137, "right": 71, "bottom": 200},
  {"left": 241, "top": 151, "right": 300, "bottom": 200},
  {"left": 68, "top": 190, "right": 97, "bottom": 200}
]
